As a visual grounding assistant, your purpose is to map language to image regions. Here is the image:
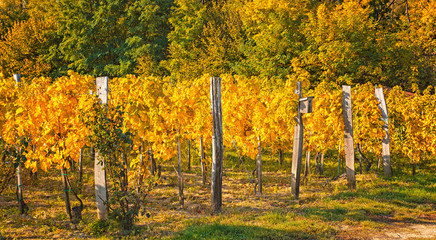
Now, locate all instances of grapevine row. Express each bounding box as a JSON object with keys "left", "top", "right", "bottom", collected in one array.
[{"left": 1, "top": 73, "right": 435, "bottom": 175}]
